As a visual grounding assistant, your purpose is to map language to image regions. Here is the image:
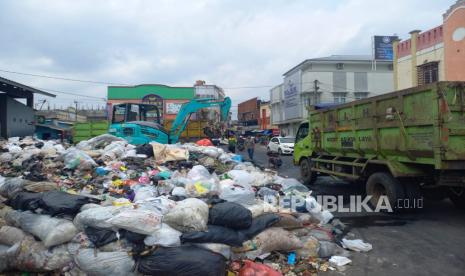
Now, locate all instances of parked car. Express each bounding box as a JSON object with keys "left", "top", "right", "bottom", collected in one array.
[{"left": 267, "top": 136, "right": 295, "bottom": 155}]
